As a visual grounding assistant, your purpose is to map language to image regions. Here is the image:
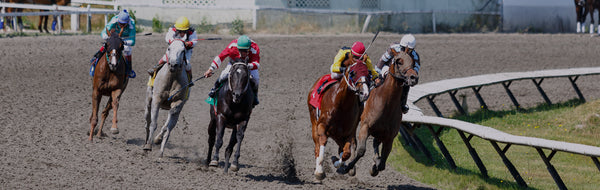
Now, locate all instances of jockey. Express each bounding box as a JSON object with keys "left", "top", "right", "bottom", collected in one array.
[
  {"left": 147, "top": 16, "right": 197, "bottom": 85},
  {"left": 376, "top": 34, "right": 421, "bottom": 114},
  {"left": 204, "top": 35, "right": 260, "bottom": 106},
  {"left": 89, "top": 10, "right": 136, "bottom": 78},
  {"left": 330, "top": 41, "right": 379, "bottom": 81}
]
